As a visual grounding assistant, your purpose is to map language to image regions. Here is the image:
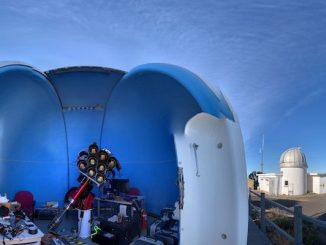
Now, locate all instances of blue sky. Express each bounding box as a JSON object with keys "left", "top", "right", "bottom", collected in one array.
[{"left": 1, "top": 1, "right": 326, "bottom": 174}]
